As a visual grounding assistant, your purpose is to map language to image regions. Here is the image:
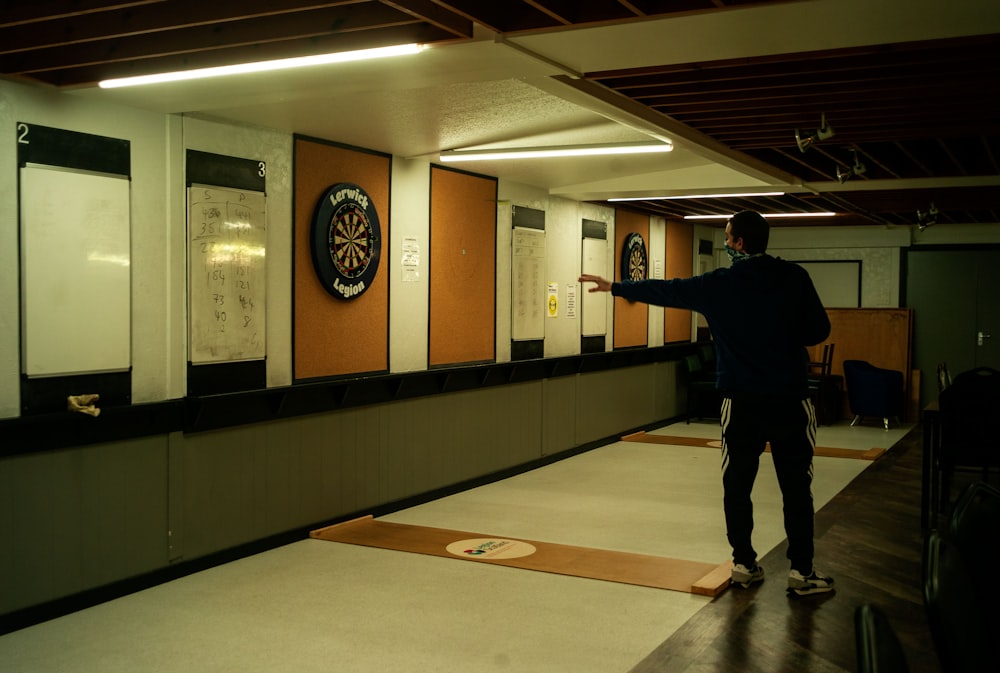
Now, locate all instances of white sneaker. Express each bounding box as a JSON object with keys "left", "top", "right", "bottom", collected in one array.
[
  {"left": 731, "top": 563, "right": 765, "bottom": 588},
  {"left": 787, "top": 568, "right": 835, "bottom": 596}
]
